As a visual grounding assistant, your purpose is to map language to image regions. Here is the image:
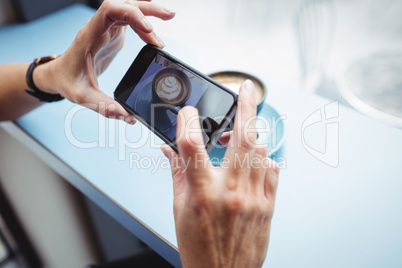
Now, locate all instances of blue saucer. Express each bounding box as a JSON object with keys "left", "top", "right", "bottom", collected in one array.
[{"left": 209, "top": 103, "right": 285, "bottom": 165}]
